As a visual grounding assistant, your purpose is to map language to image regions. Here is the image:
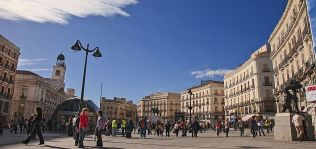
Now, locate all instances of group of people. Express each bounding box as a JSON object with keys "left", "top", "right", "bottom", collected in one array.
[
  {"left": 7, "top": 115, "right": 46, "bottom": 135},
  {"left": 137, "top": 118, "right": 202, "bottom": 138}
]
